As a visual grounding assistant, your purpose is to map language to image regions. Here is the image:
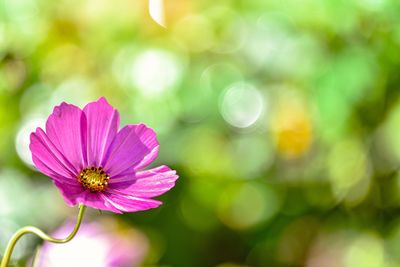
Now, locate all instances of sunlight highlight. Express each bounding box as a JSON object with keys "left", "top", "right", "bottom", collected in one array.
[{"left": 149, "top": 0, "right": 166, "bottom": 27}]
